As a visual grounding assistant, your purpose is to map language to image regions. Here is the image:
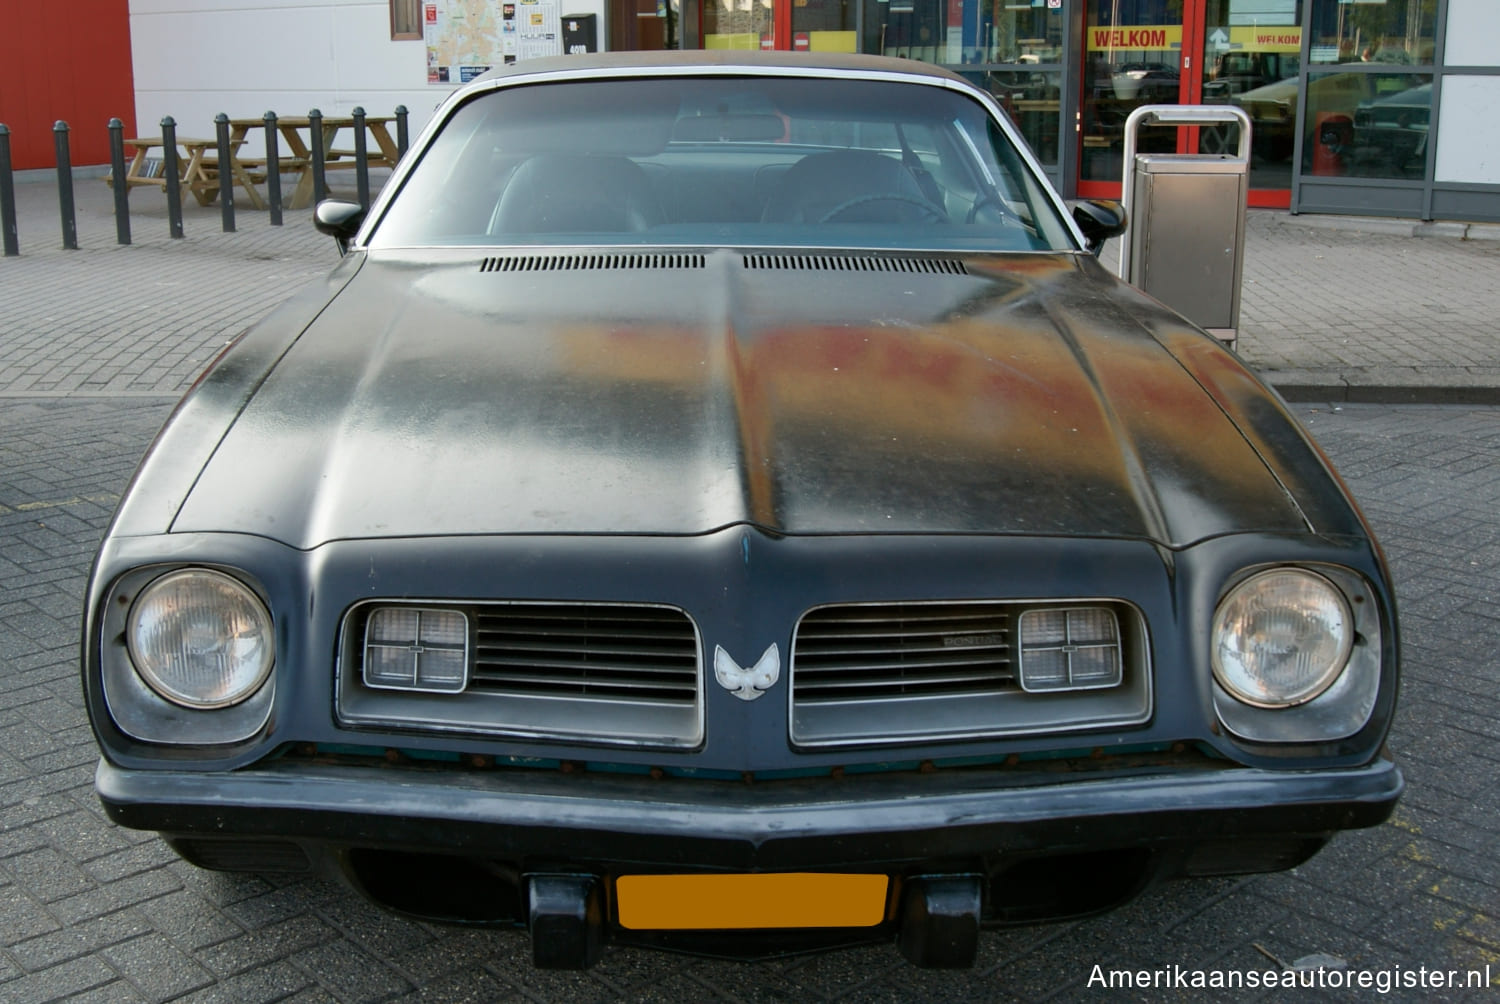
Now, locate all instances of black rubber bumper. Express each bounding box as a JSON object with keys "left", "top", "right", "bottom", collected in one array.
[{"left": 96, "top": 755, "right": 1403, "bottom": 870}]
